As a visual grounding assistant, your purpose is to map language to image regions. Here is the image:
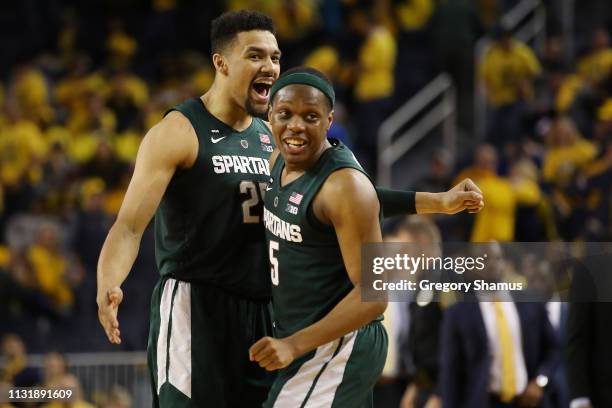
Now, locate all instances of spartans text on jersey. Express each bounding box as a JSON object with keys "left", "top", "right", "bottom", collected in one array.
[
  {"left": 212, "top": 155, "right": 270, "bottom": 175},
  {"left": 263, "top": 207, "right": 303, "bottom": 242}
]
